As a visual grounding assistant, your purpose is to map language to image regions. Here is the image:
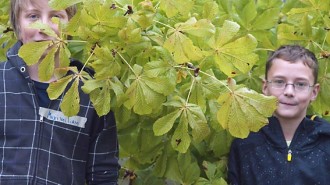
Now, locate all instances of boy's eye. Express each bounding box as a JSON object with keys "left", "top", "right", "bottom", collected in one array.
[
  {"left": 52, "top": 14, "right": 61, "bottom": 18},
  {"left": 295, "top": 82, "right": 308, "bottom": 87},
  {"left": 273, "top": 79, "right": 285, "bottom": 85}
]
